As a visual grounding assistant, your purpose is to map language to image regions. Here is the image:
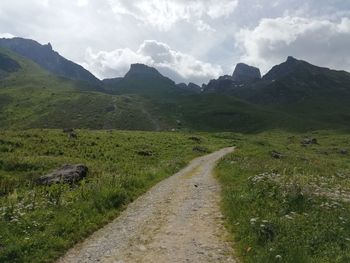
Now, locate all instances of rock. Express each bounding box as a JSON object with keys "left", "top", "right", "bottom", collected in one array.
[
  {"left": 192, "top": 146, "right": 209, "bottom": 153},
  {"left": 232, "top": 63, "right": 261, "bottom": 82},
  {"left": 301, "top": 138, "right": 318, "bottom": 146},
  {"left": 136, "top": 150, "right": 154, "bottom": 156},
  {"left": 138, "top": 245, "right": 147, "bottom": 252},
  {"left": 339, "top": 149, "right": 348, "bottom": 155},
  {"left": 36, "top": 164, "right": 88, "bottom": 185},
  {"left": 270, "top": 150, "right": 284, "bottom": 159},
  {"left": 68, "top": 132, "right": 77, "bottom": 139}
]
